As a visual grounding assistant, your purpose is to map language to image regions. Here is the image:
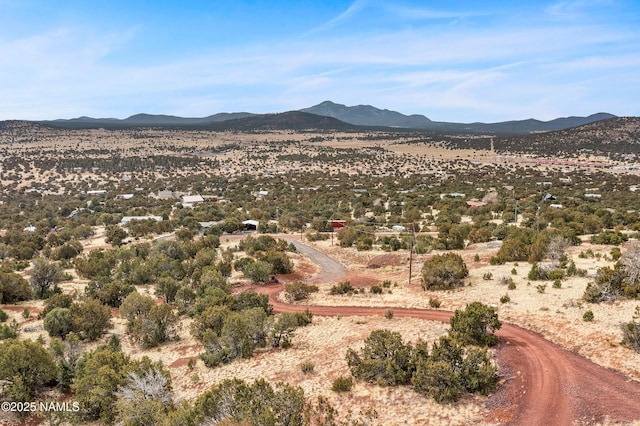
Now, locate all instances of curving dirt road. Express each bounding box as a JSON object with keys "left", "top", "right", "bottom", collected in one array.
[{"left": 262, "top": 239, "right": 640, "bottom": 425}]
